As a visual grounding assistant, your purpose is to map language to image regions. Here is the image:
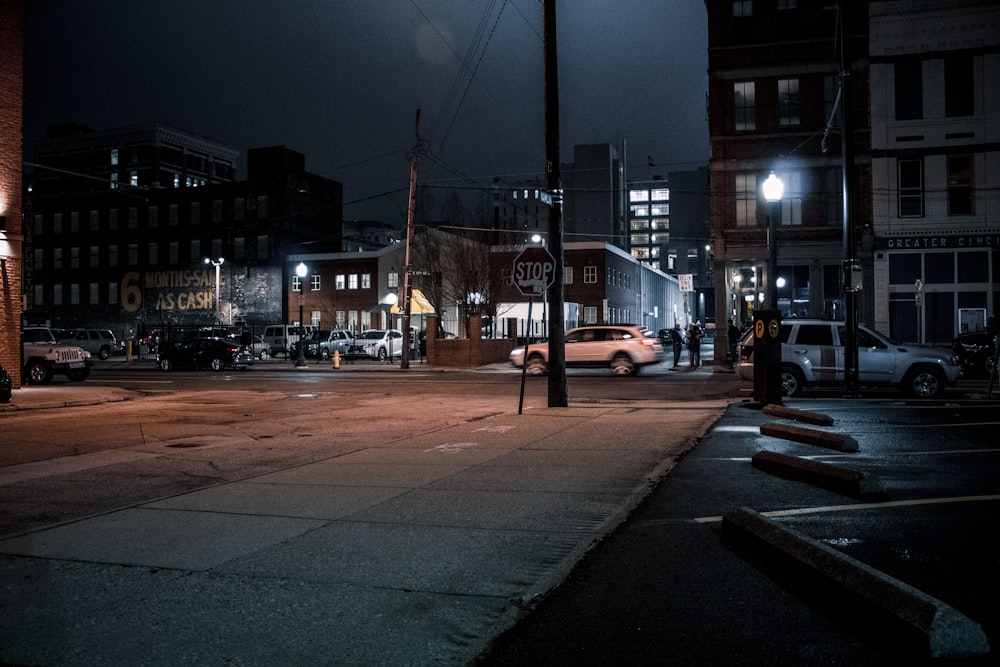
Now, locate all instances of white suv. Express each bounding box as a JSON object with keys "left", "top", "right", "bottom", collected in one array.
[
  {"left": 510, "top": 324, "right": 664, "bottom": 376},
  {"left": 736, "top": 319, "right": 960, "bottom": 398}
]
